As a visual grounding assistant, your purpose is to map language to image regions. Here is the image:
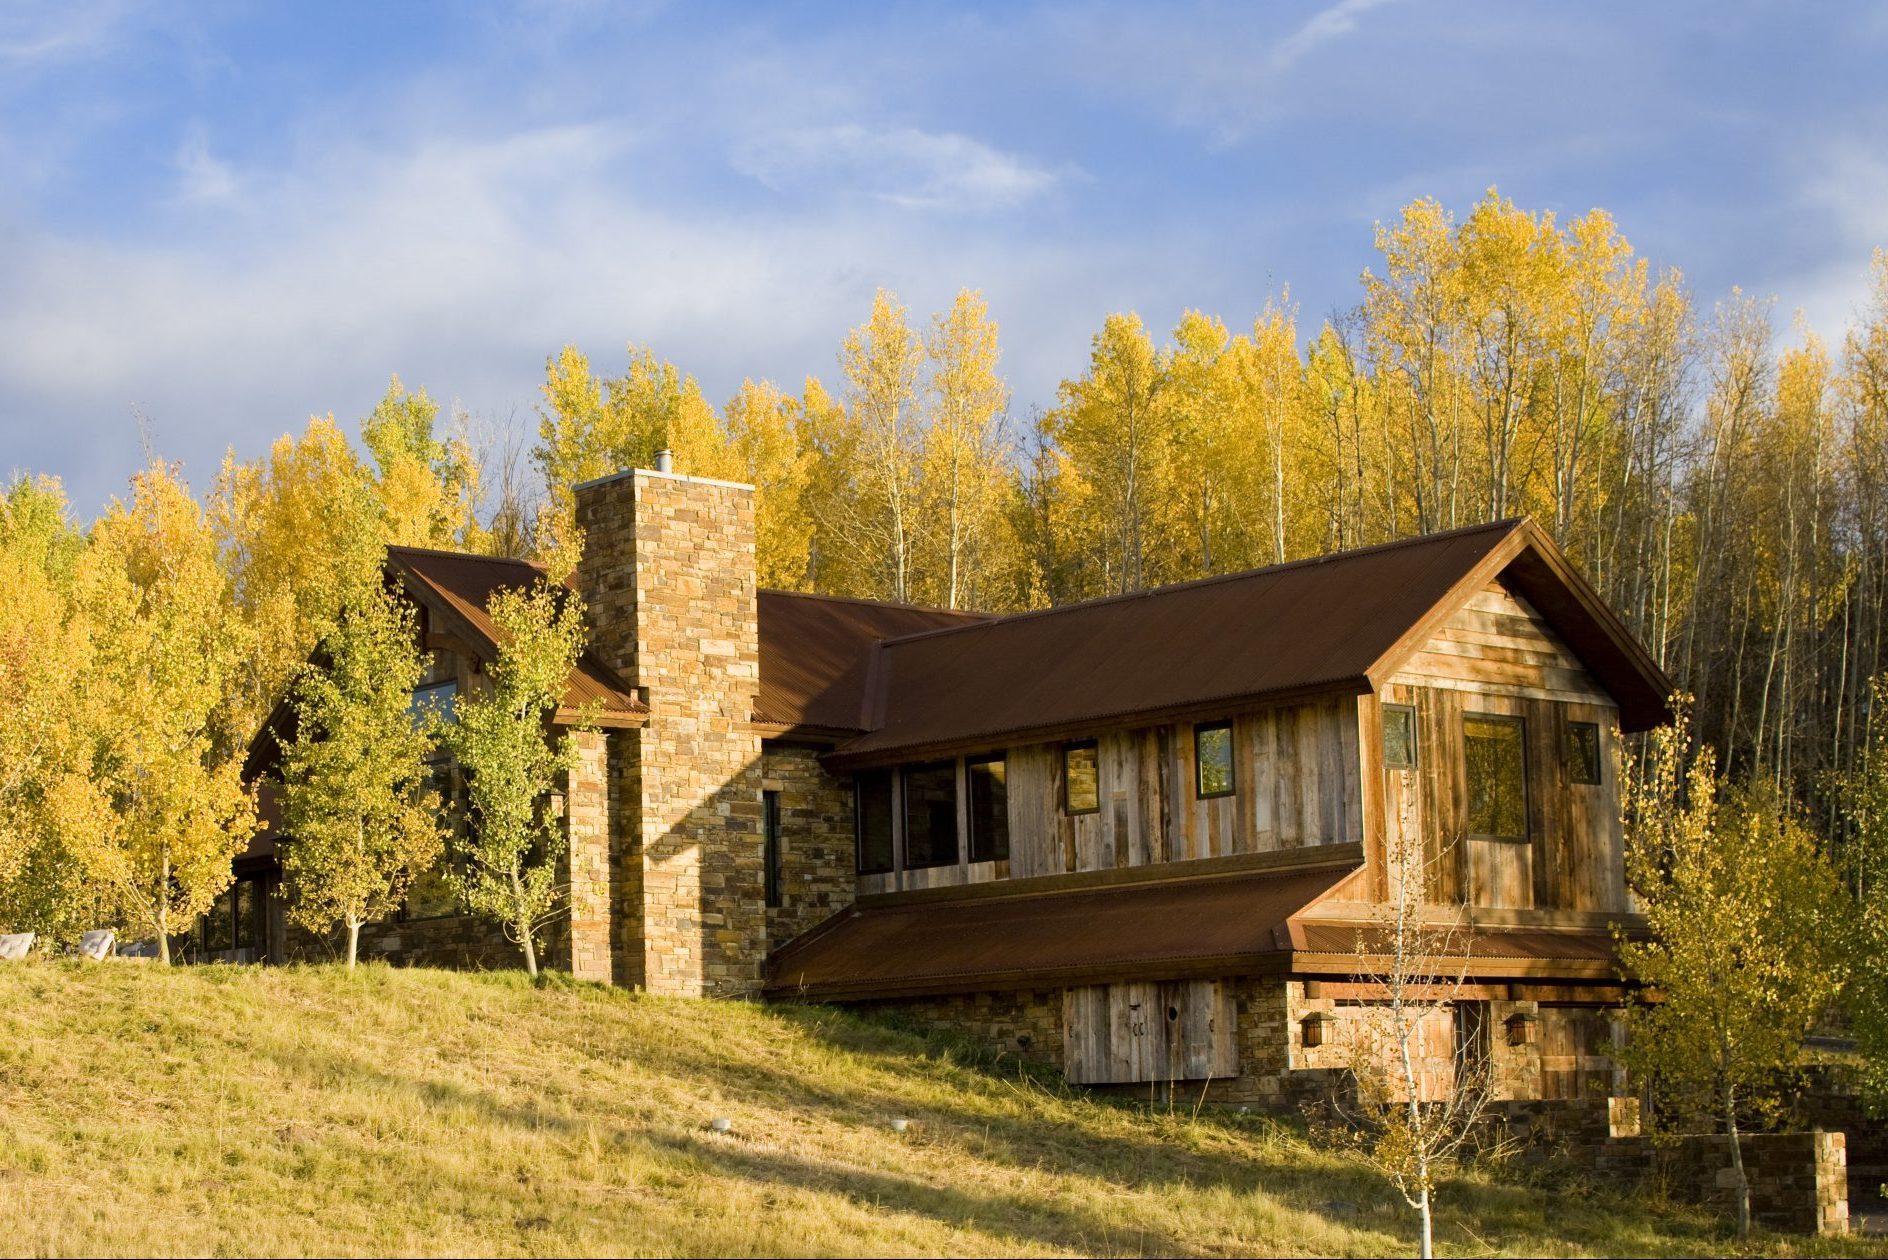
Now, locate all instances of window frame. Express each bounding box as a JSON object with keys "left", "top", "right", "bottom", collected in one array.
[
  {"left": 763, "top": 789, "right": 783, "bottom": 908},
  {"left": 966, "top": 754, "right": 1010, "bottom": 863},
  {"left": 1565, "top": 721, "right": 1603, "bottom": 786},
  {"left": 1381, "top": 703, "right": 1418, "bottom": 770},
  {"left": 1462, "top": 711, "right": 1530, "bottom": 843},
  {"left": 1193, "top": 720, "right": 1236, "bottom": 800},
  {"left": 854, "top": 769, "right": 896, "bottom": 876},
  {"left": 1061, "top": 740, "right": 1100, "bottom": 816}
]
